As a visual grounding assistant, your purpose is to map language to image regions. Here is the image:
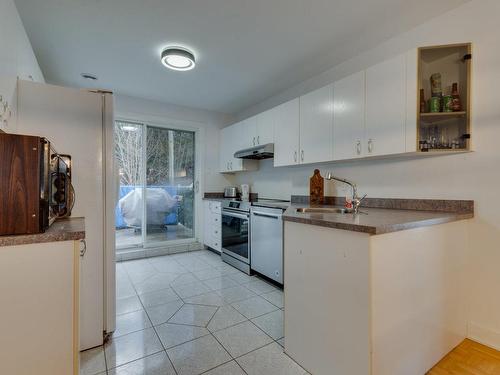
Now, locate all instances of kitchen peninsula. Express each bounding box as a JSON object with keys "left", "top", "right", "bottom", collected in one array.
[{"left": 283, "top": 197, "right": 473, "bottom": 375}]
